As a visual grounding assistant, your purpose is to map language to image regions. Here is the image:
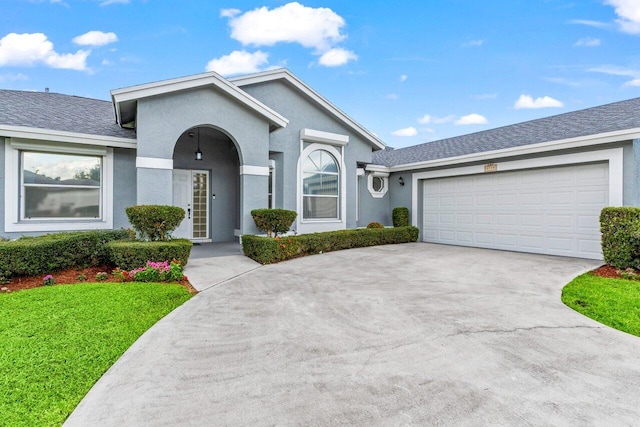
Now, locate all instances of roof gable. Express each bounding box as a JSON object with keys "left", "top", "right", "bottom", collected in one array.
[
  {"left": 230, "top": 69, "right": 386, "bottom": 151},
  {"left": 111, "top": 71, "right": 288, "bottom": 131}
]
